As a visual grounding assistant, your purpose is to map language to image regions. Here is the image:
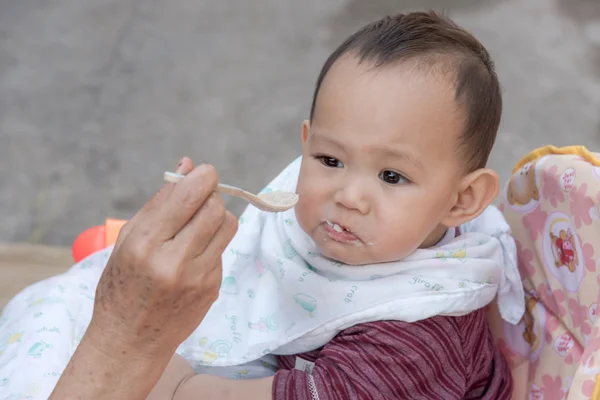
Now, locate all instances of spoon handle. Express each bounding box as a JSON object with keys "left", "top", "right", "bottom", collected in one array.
[
  {"left": 163, "top": 172, "right": 254, "bottom": 202},
  {"left": 215, "top": 183, "right": 254, "bottom": 200}
]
